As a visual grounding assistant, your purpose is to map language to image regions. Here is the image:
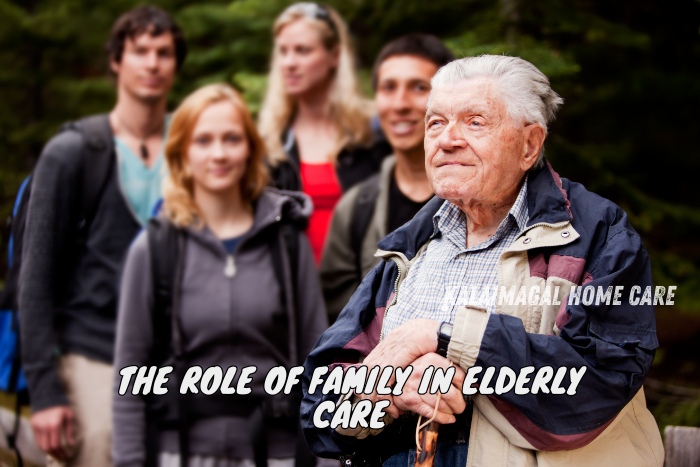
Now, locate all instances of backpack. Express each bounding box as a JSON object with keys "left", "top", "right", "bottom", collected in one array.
[
  {"left": 350, "top": 173, "right": 381, "bottom": 279},
  {"left": 0, "top": 114, "right": 114, "bottom": 466},
  {"left": 144, "top": 216, "right": 314, "bottom": 467}
]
